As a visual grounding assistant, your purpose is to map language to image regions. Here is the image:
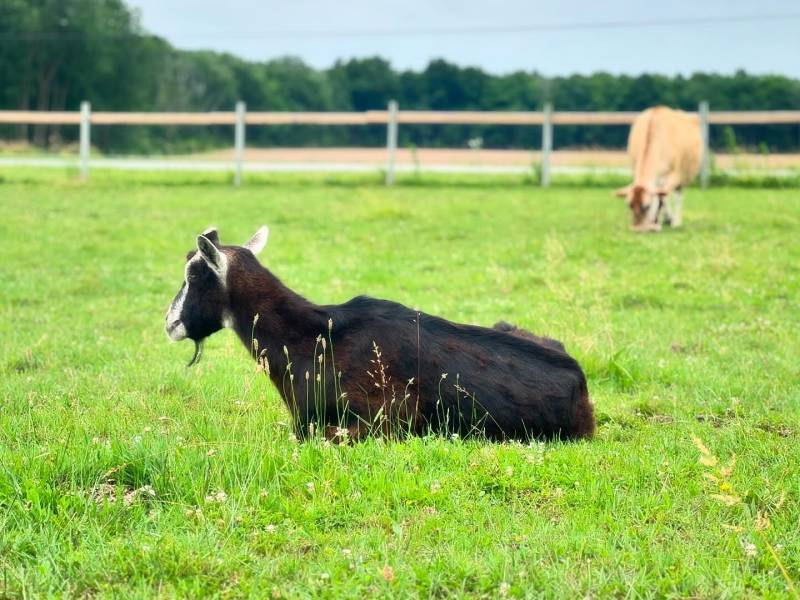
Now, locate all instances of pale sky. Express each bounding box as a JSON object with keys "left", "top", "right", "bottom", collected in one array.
[{"left": 127, "top": 0, "right": 800, "bottom": 77}]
